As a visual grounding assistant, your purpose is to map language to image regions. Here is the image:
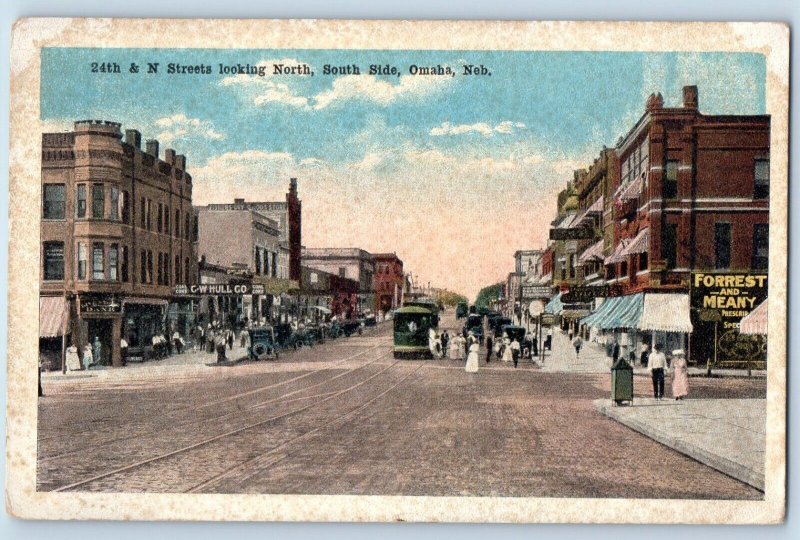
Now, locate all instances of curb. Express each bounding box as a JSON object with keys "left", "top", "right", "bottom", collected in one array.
[{"left": 593, "top": 399, "right": 764, "bottom": 491}]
